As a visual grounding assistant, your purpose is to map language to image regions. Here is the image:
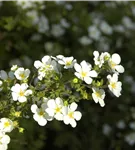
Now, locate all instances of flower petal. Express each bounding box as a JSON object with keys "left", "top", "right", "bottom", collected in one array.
[
  {"left": 74, "top": 111, "right": 82, "bottom": 121},
  {"left": 112, "top": 53, "right": 121, "bottom": 64},
  {"left": 31, "top": 104, "right": 38, "bottom": 113},
  {"left": 70, "top": 102, "right": 77, "bottom": 111}
]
